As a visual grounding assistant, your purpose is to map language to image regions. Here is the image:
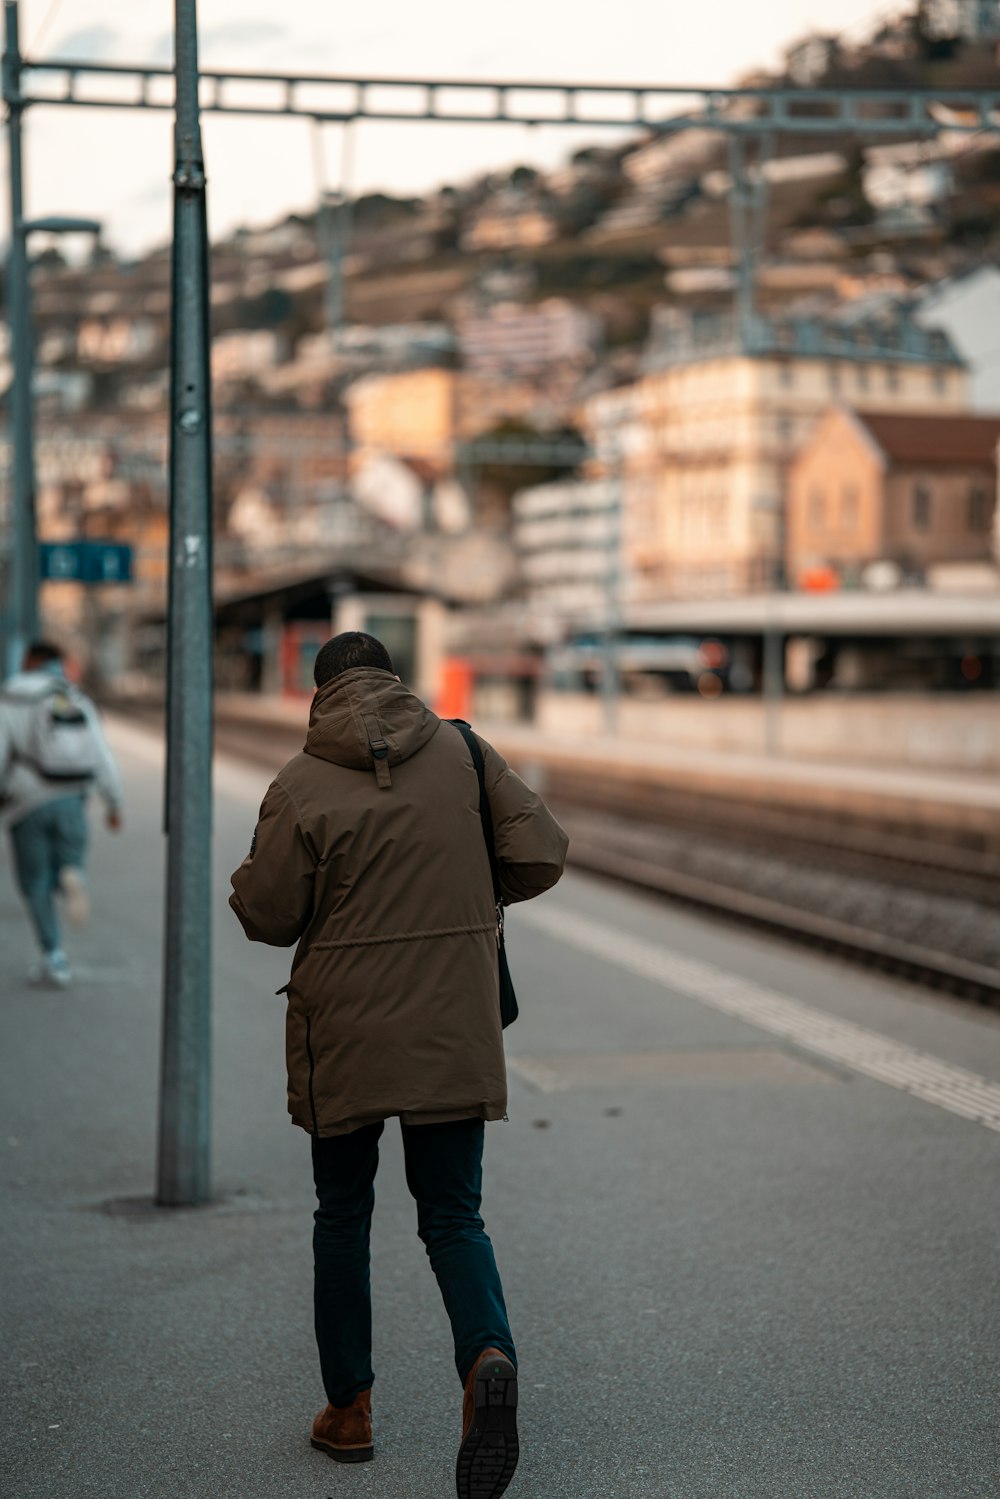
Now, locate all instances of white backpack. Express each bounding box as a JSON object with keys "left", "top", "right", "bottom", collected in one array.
[{"left": 24, "top": 684, "right": 101, "bottom": 783}]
